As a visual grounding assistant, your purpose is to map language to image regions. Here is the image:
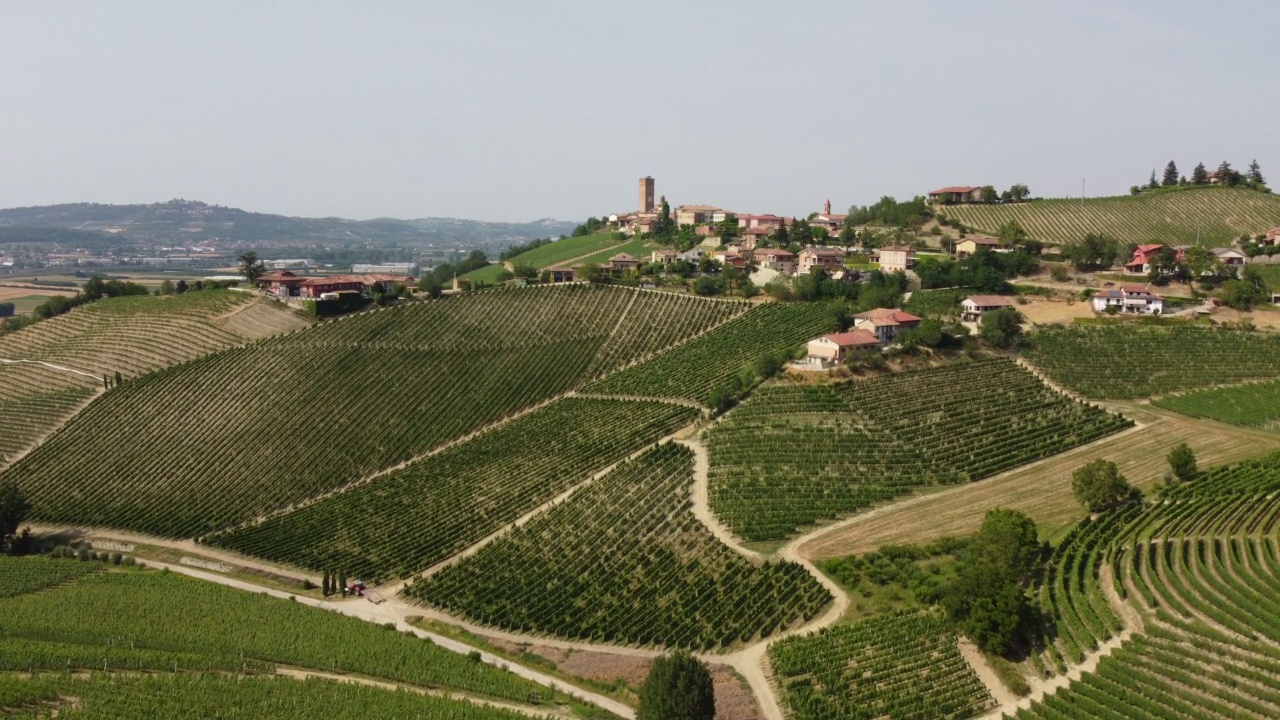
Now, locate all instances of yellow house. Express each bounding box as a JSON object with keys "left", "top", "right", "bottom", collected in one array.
[{"left": 954, "top": 236, "right": 999, "bottom": 259}]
